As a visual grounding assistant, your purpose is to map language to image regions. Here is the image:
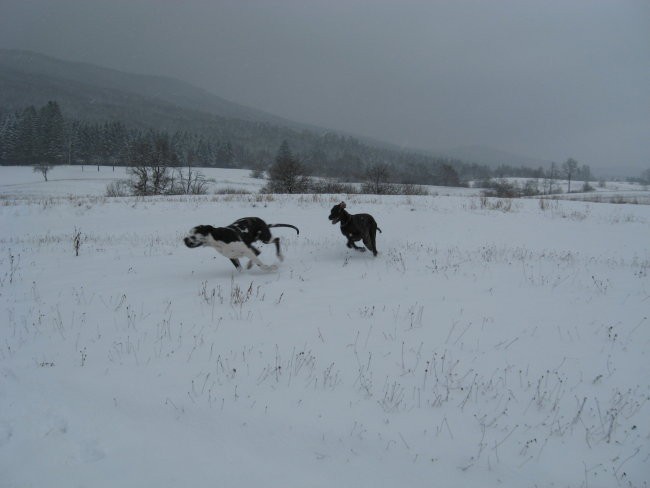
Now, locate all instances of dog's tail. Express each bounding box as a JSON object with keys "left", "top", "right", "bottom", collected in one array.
[{"left": 268, "top": 223, "right": 300, "bottom": 235}]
